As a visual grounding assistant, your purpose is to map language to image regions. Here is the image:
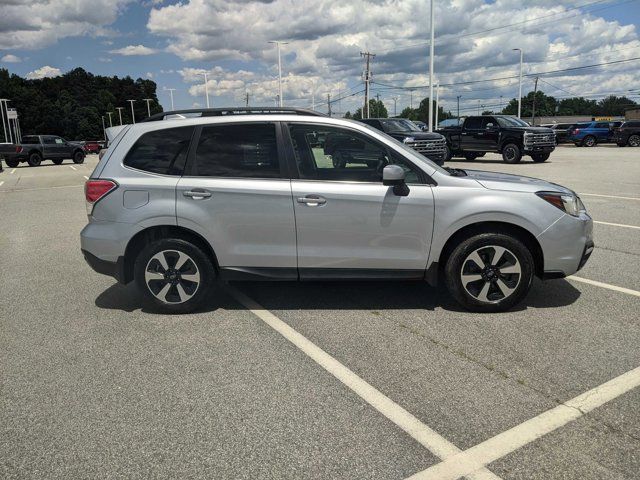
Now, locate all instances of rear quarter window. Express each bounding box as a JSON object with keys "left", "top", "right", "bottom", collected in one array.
[{"left": 123, "top": 126, "right": 194, "bottom": 175}]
